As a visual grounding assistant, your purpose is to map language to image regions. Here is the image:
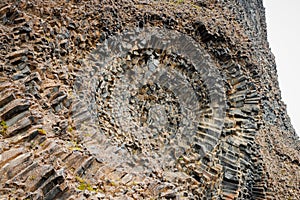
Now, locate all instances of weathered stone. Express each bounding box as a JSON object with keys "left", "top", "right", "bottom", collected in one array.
[
  {"left": 0, "top": 152, "right": 32, "bottom": 182},
  {"left": 6, "top": 49, "right": 28, "bottom": 60},
  {"left": 0, "top": 147, "right": 24, "bottom": 166},
  {"left": 0, "top": 91, "right": 15, "bottom": 108},
  {"left": 0, "top": 99, "right": 31, "bottom": 121},
  {"left": 0, "top": 0, "right": 298, "bottom": 199},
  {"left": 5, "top": 116, "right": 32, "bottom": 137}
]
